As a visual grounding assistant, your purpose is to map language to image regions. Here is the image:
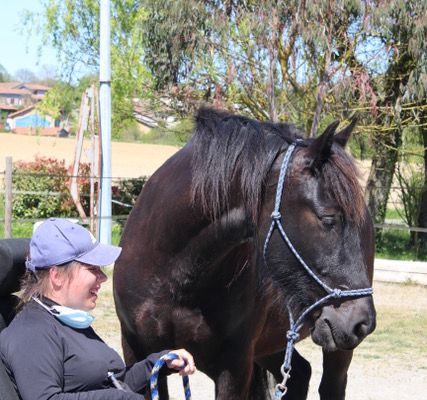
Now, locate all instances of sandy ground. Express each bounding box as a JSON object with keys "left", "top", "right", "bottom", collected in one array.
[
  {"left": 95, "top": 279, "right": 427, "bottom": 400},
  {"left": 0, "top": 133, "right": 180, "bottom": 178}
]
